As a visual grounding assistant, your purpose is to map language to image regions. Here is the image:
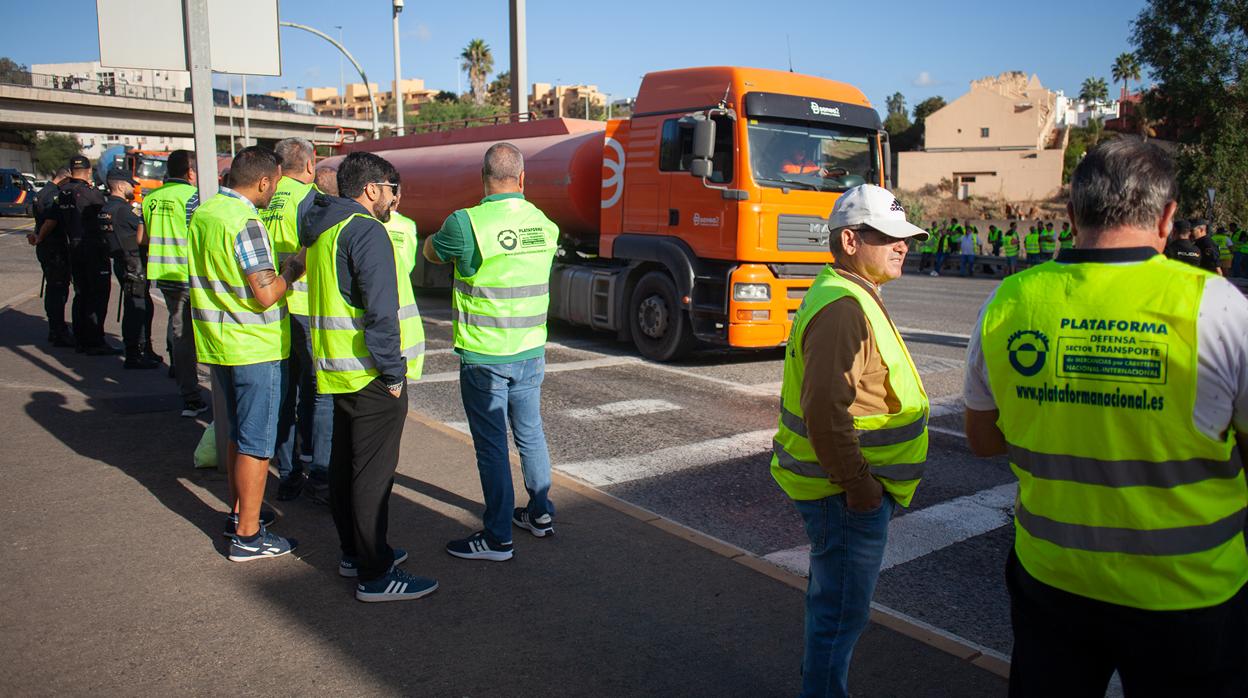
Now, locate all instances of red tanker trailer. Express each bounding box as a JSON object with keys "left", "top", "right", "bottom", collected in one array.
[{"left": 338, "top": 66, "right": 888, "bottom": 361}]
